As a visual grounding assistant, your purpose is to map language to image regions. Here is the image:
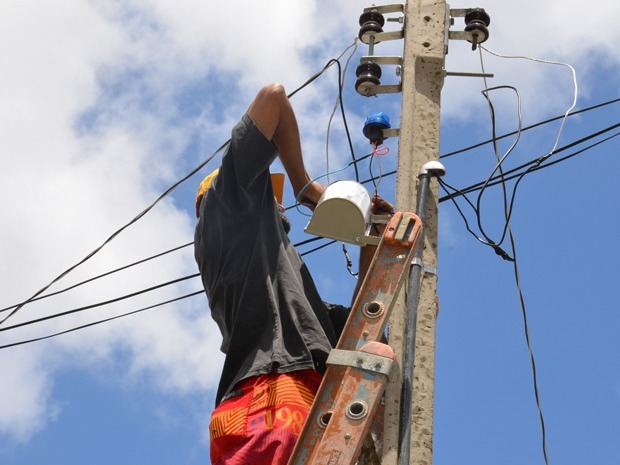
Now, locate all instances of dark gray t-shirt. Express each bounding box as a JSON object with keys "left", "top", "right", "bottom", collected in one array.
[{"left": 194, "top": 114, "right": 340, "bottom": 406}]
